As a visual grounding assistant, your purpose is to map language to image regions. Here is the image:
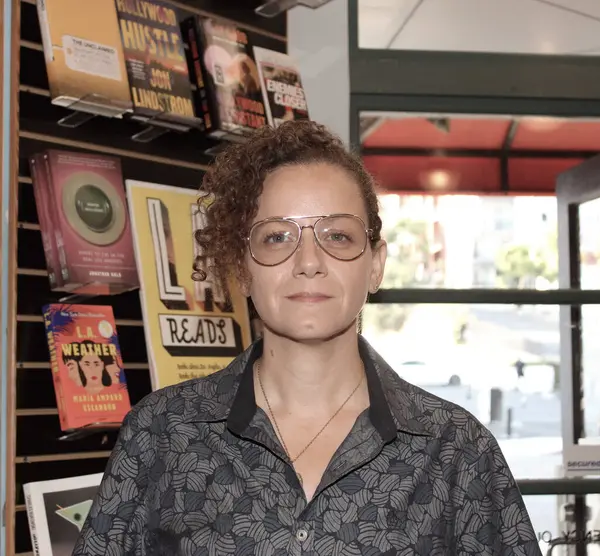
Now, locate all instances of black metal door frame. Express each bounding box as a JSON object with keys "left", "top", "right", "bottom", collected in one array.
[{"left": 556, "top": 156, "right": 600, "bottom": 556}]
